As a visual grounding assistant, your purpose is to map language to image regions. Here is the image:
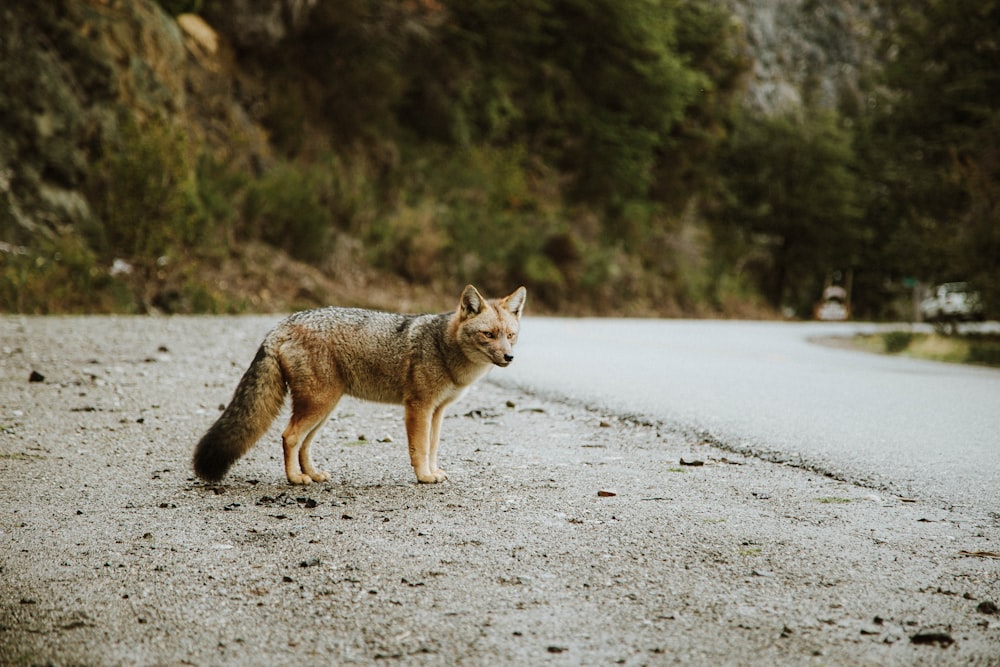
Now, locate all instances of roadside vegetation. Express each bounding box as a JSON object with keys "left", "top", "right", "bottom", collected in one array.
[
  {"left": 1, "top": 0, "right": 997, "bottom": 319},
  {"left": 851, "top": 331, "right": 1000, "bottom": 368}
]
